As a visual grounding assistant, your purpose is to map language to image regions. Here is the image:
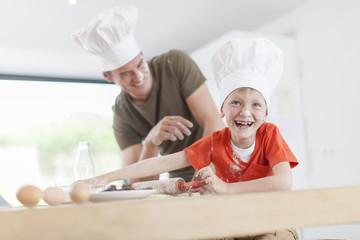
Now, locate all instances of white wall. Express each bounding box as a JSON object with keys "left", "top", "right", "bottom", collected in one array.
[
  {"left": 258, "top": 0, "right": 360, "bottom": 189},
  {"left": 257, "top": 1, "right": 360, "bottom": 239}
]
